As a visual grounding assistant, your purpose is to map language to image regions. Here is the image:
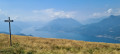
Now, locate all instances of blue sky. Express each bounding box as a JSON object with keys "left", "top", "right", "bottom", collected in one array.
[
  {"left": 0, "top": 0, "right": 120, "bottom": 10},
  {"left": 0, "top": 0, "right": 120, "bottom": 23}
]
